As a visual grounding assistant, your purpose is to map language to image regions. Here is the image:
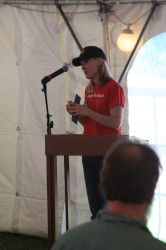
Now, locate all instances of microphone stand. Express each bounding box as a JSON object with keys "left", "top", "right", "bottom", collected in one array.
[
  {"left": 41, "top": 82, "right": 53, "bottom": 135},
  {"left": 41, "top": 65, "right": 68, "bottom": 134}
]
